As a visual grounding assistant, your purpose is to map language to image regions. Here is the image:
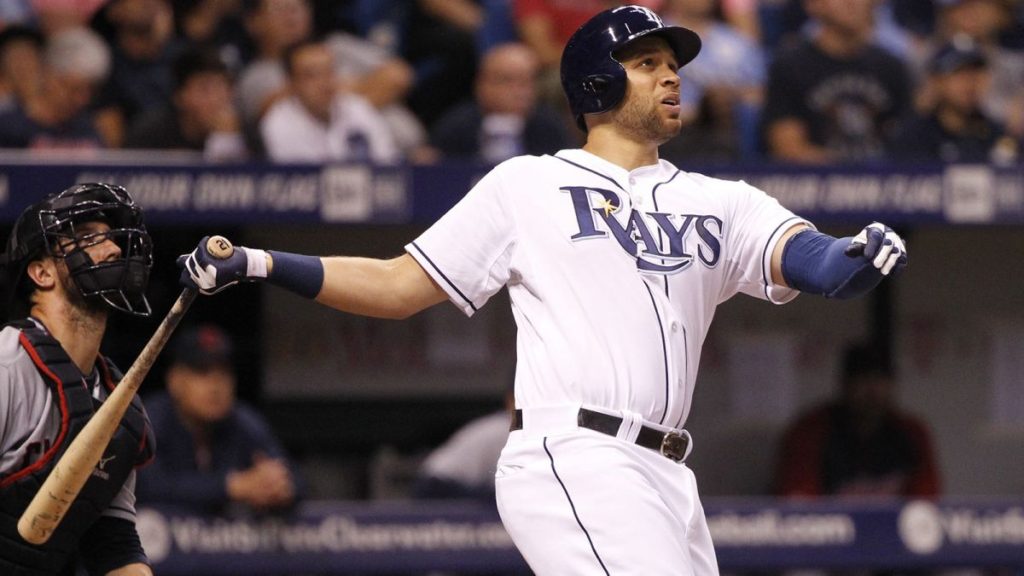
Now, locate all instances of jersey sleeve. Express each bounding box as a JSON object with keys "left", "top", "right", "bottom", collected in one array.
[
  {"left": 722, "top": 179, "right": 810, "bottom": 304},
  {"left": 103, "top": 470, "right": 139, "bottom": 522},
  {"left": 0, "top": 347, "right": 61, "bottom": 478},
  {"left": 406, "top": 162, "right": 517, "bottom": 317}
]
